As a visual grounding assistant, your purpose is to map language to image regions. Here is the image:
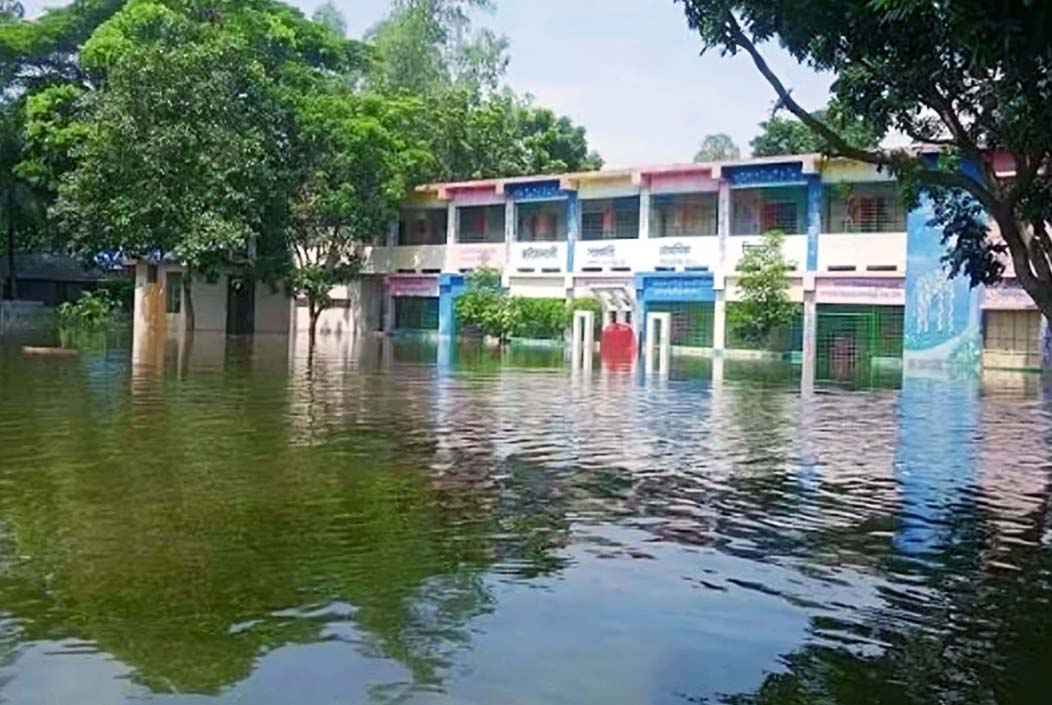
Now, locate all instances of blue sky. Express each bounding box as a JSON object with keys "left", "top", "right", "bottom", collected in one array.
[{"left": 24, "top": 0, "right": 833, "bottom": 167}]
